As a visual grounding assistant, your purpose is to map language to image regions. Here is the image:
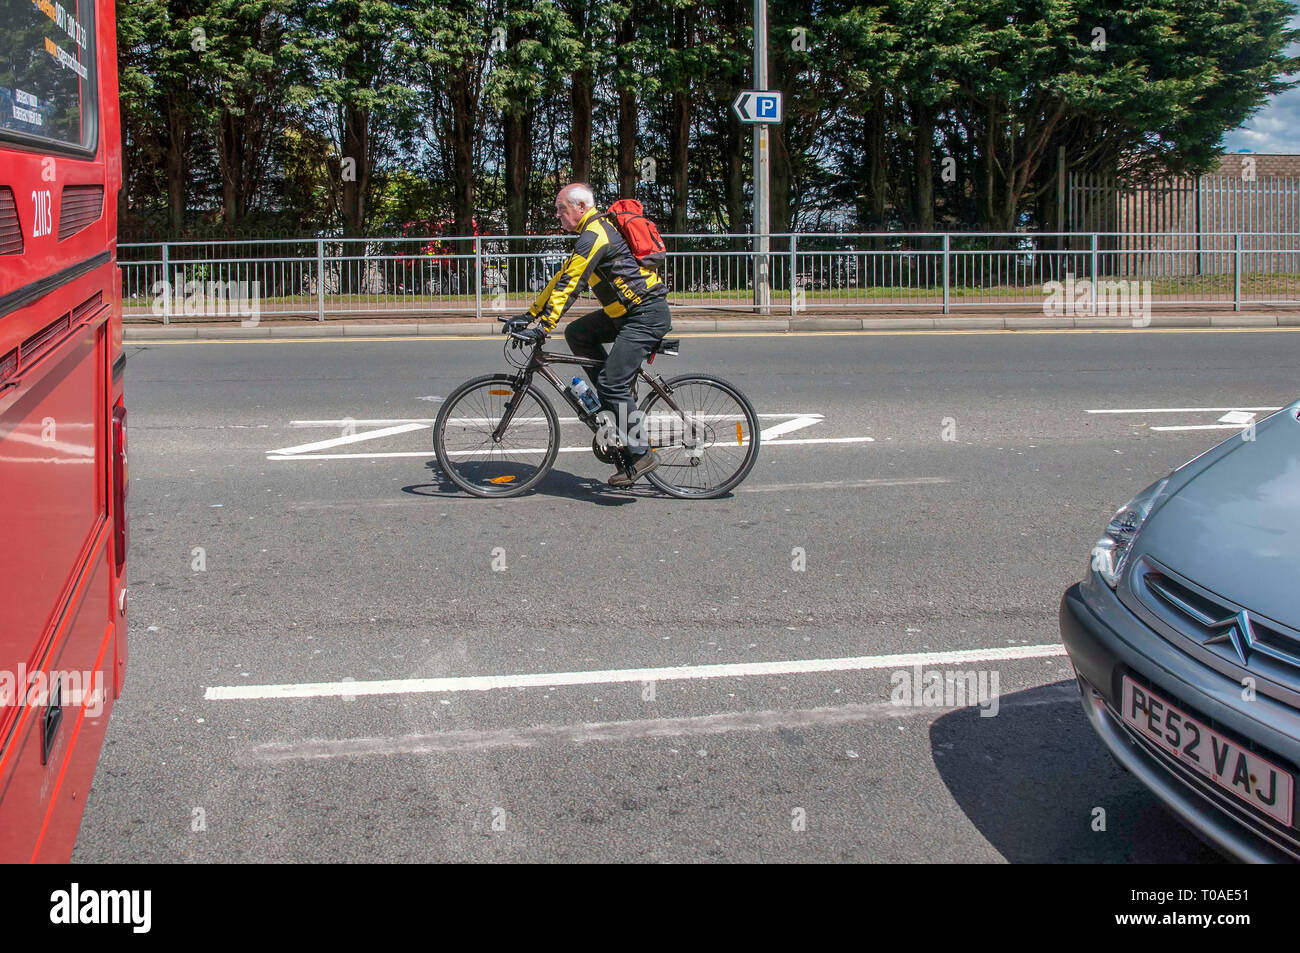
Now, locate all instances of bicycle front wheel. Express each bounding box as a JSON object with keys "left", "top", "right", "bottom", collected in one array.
[
  {"left": 640, "top": 374, "right": 760, "bottom": 499},
  {"left": 433, "top": 374, "right": 559, "bottom": 497}
]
